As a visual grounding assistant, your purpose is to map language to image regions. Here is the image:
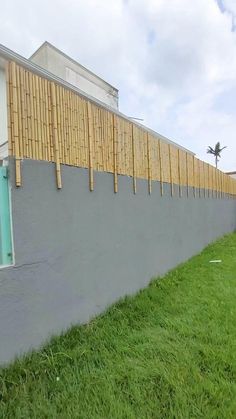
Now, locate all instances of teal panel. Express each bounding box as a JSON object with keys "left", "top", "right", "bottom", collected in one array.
[{"left": 0, "top": 166, "right": 13, "bottom": 266}]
